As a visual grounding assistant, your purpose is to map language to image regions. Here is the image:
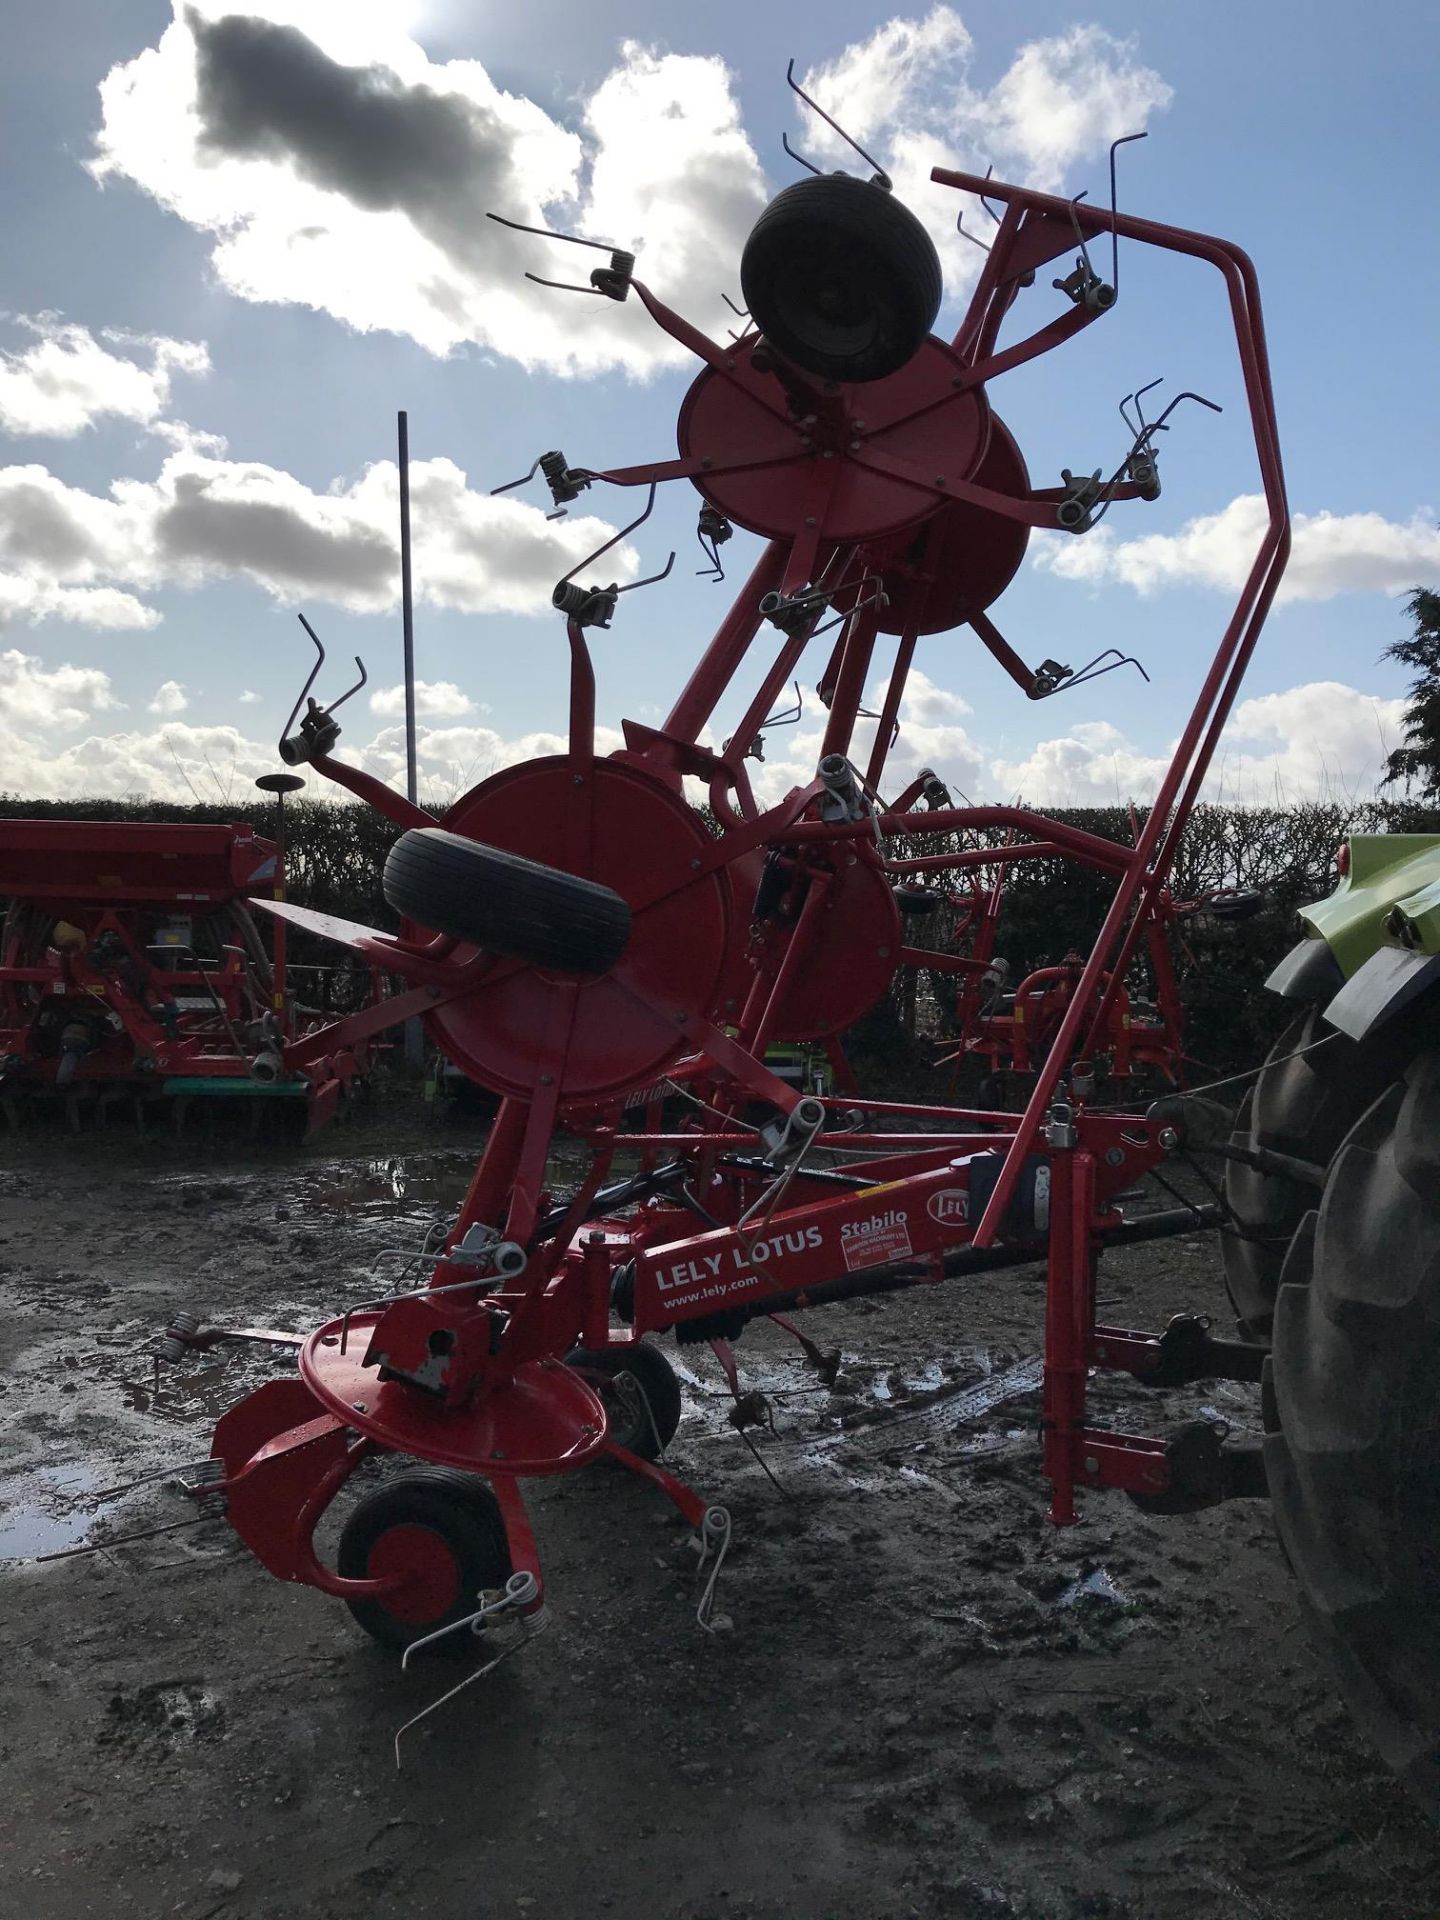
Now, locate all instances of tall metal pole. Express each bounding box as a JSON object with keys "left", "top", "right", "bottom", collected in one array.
[
  {"left": 396, "top": 413, "right": 425, "bottom": 1074},
  {"left": 398, "top": 410, "right": 418, "bottom": 806}
]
